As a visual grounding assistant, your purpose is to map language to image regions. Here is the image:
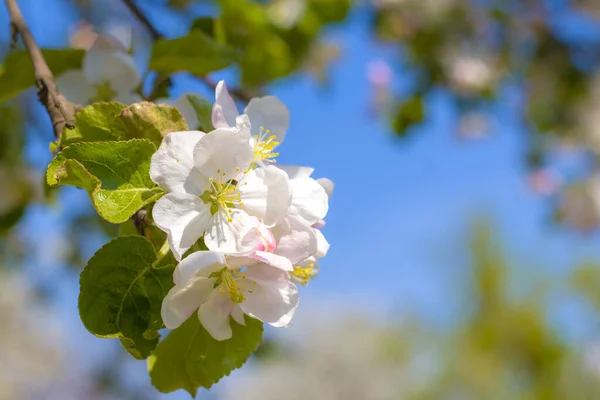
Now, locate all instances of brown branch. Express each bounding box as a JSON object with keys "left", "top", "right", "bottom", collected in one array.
[
  {"left": 5, "top": 0, "right": 78, "bottom": 140},
  {"left": 120, "top": 0, "right": 253, "bottom": 103}
]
